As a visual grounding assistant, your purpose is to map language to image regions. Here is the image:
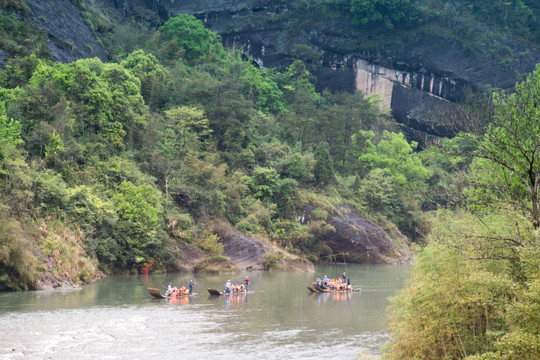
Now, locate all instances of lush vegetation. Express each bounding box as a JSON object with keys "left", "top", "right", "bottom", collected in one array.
[
  {"left": 0, "top": 12, "right": 435, "bottom": 290},
  {"left": 385, "top": 66, "right": 540, "bottom": 359},
  {"left": 293, "top": 0, "right": 540, "bottom": 55},
  {"left": 1, "top": 1, "right": 539, "bottom": 357}
]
